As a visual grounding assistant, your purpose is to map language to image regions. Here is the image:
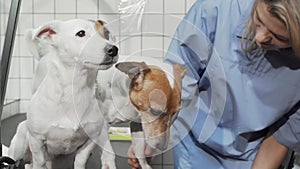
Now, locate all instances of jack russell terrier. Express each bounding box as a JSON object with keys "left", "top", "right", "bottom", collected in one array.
[
  {"left": 97, "top": 56, "right": 186, "bottom": 169},
  {"left": 8, "top": 19, "right": 119, "bottom": 169},
  {"left": 8, "top": 18, "right": 186, "bottom": 169}
]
